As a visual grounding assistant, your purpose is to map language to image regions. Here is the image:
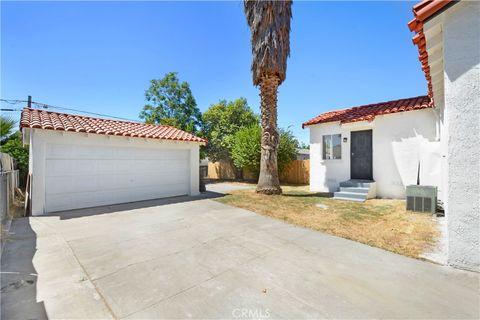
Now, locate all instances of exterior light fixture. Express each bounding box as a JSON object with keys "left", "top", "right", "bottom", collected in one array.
[{"left": 343, "top": 137, "right": 348, "bottom": 143}]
